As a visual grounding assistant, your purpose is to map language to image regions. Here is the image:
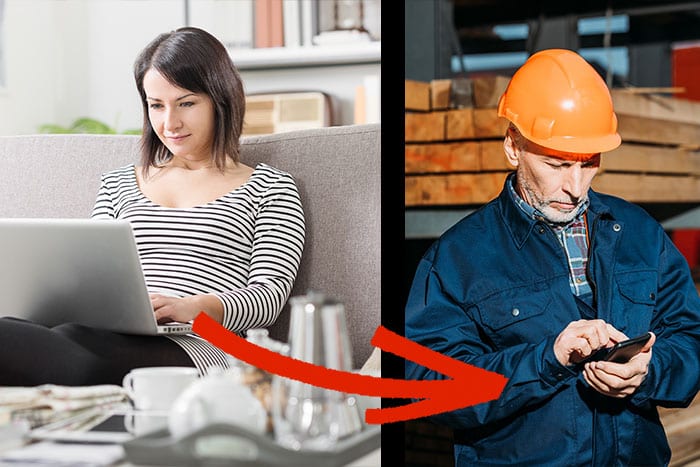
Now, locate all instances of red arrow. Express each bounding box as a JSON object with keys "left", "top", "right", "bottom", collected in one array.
[{"left": 193, "top": 313, "right": 508, "bottom": 424}]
